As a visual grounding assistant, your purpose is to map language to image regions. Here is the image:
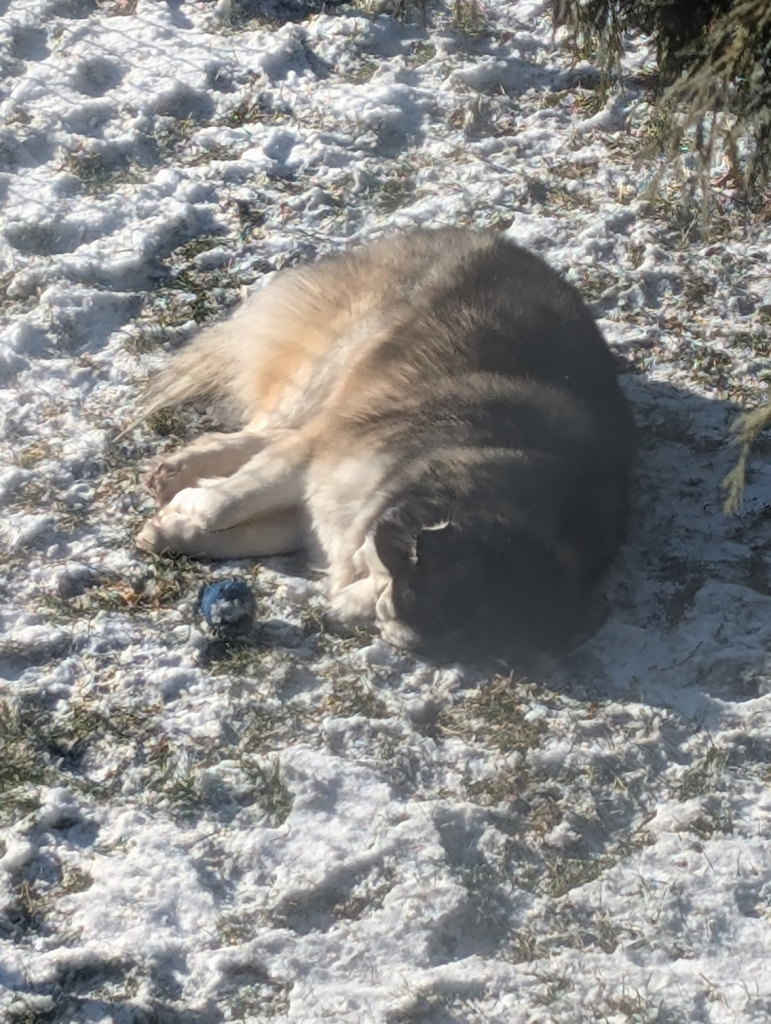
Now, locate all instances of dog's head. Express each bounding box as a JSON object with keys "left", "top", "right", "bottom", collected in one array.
[{"left": 372, "top": 505, "right": 579, "bottom": 664}]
